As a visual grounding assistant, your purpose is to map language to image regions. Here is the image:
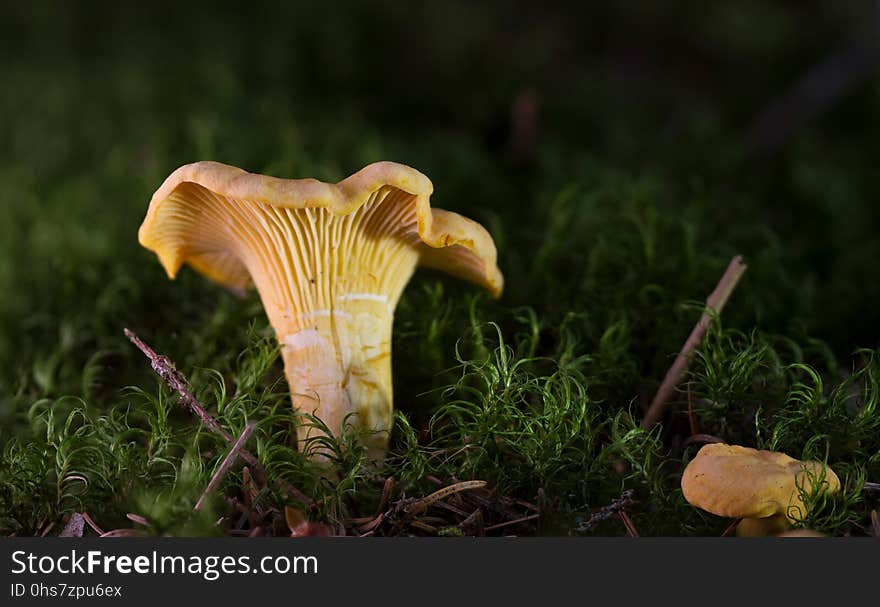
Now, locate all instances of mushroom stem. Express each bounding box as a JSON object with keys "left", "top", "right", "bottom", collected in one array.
[{"left": 280, "top": 303, "right": 399, "bottom": 458}]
